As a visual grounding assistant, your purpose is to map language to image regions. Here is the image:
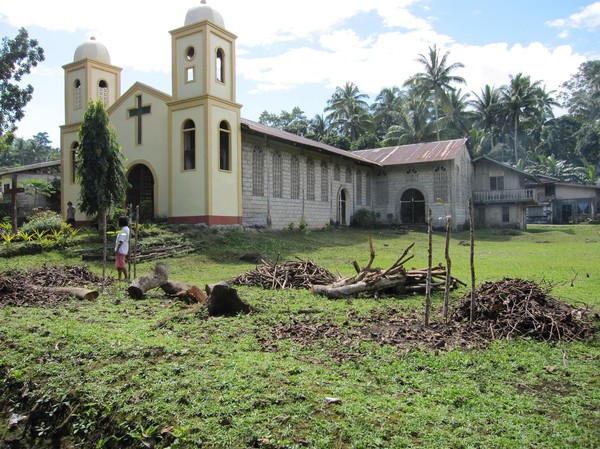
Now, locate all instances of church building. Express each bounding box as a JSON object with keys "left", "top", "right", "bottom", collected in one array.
[{"left": 60, "top": 1, "right": 538, "bottom": 231}]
